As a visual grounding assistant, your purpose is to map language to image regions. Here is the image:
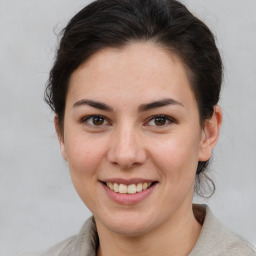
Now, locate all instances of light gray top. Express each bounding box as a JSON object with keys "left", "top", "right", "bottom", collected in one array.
[{"left": 39, "top": 205, "right": 256, "bottom": 256}]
